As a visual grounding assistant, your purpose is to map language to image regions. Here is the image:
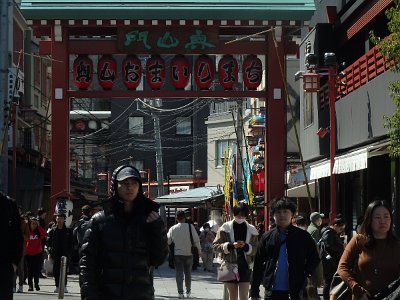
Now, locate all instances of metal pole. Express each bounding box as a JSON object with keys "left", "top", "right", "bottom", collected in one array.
[
  {"left": 12, "top": 103, "right": 17, "bottom": 199},
  {"left": 58, "top": 256, "right": 67, "bottom": 299},
  {"left": 0, "top": 0, "right": 10, "bottom": 193},
  {"left": 153, "top": 111, "right": 164, "bottom": 197},
  {"left": 328, "top": 65, "right": 337, "bottom": 221},
  {"left": 147, "top": 168, "right": 151, "bottom": 198}
]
